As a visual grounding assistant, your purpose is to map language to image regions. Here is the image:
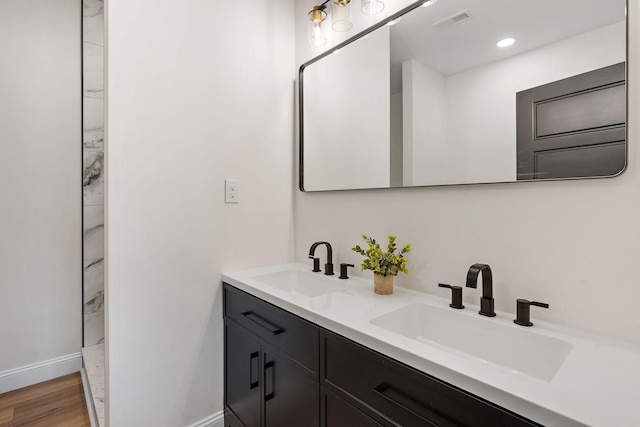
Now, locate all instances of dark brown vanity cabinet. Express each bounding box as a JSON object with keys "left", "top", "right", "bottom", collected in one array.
[
  {"left": 320, "top": 330, "right": 540, "bottom": 427},
  {"left": 224, "top": 283, "right": 541, "bottom": 427},
  {"left": 223, "top": 284, "right": 320, "bottom": 427}
]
